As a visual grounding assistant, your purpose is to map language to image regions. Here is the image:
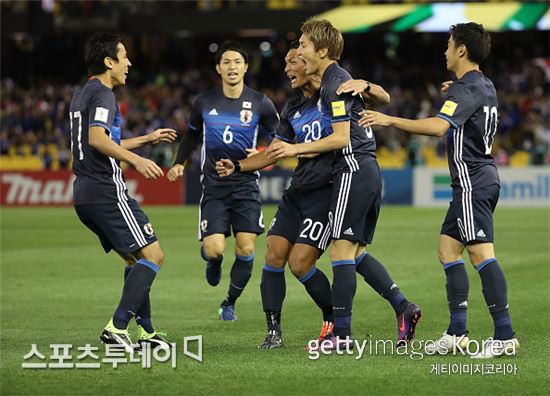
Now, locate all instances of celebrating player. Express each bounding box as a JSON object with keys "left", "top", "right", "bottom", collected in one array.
[
  {"left": 70, "top": 32, "right": 177, "bottom": 351},
  {"left": 362, "top": 23, "right": 518, "bottom": 358},
  {"left": 217, "top": 42, "right": 334, "bottom": 349},
  {"left": 167, "top": 41, "right": 279, "bottom": 321},
  {"left": 266, "top": 18, "right": 421, "bottom": 348}
]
